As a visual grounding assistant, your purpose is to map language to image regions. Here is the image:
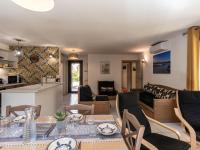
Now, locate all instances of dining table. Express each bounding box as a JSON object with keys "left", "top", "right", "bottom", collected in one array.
[{"left": 0, "top": 115, "right": 128, "bottom": 150}]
